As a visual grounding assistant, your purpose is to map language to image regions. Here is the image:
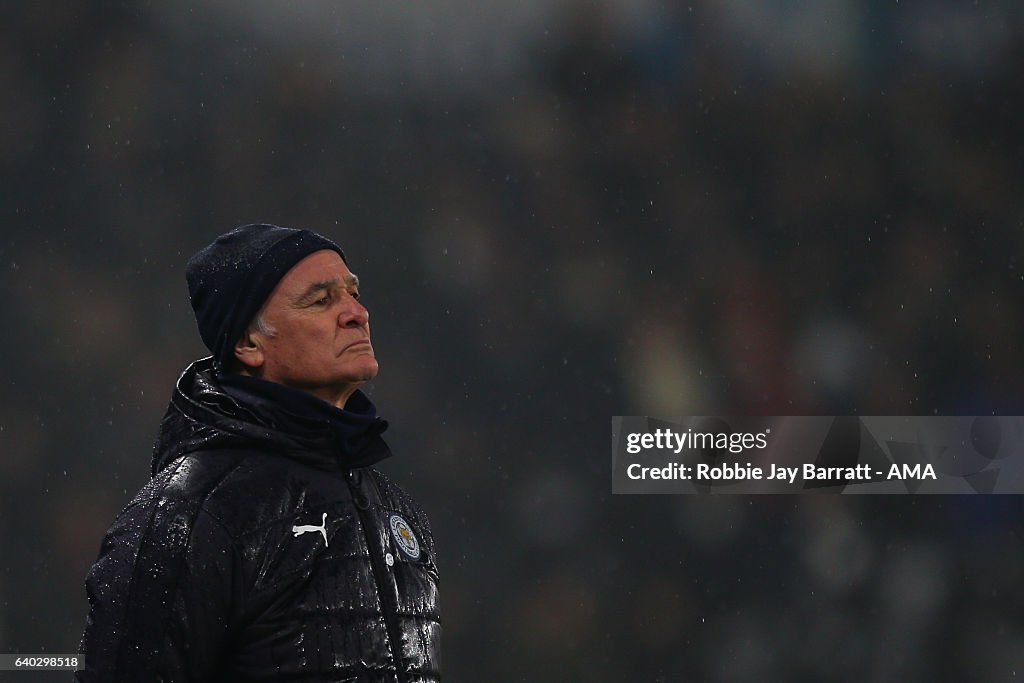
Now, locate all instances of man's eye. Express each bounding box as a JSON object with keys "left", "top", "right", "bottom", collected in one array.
[{"left": 314, "top": 296, "right": 330, "bottom": 306}]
